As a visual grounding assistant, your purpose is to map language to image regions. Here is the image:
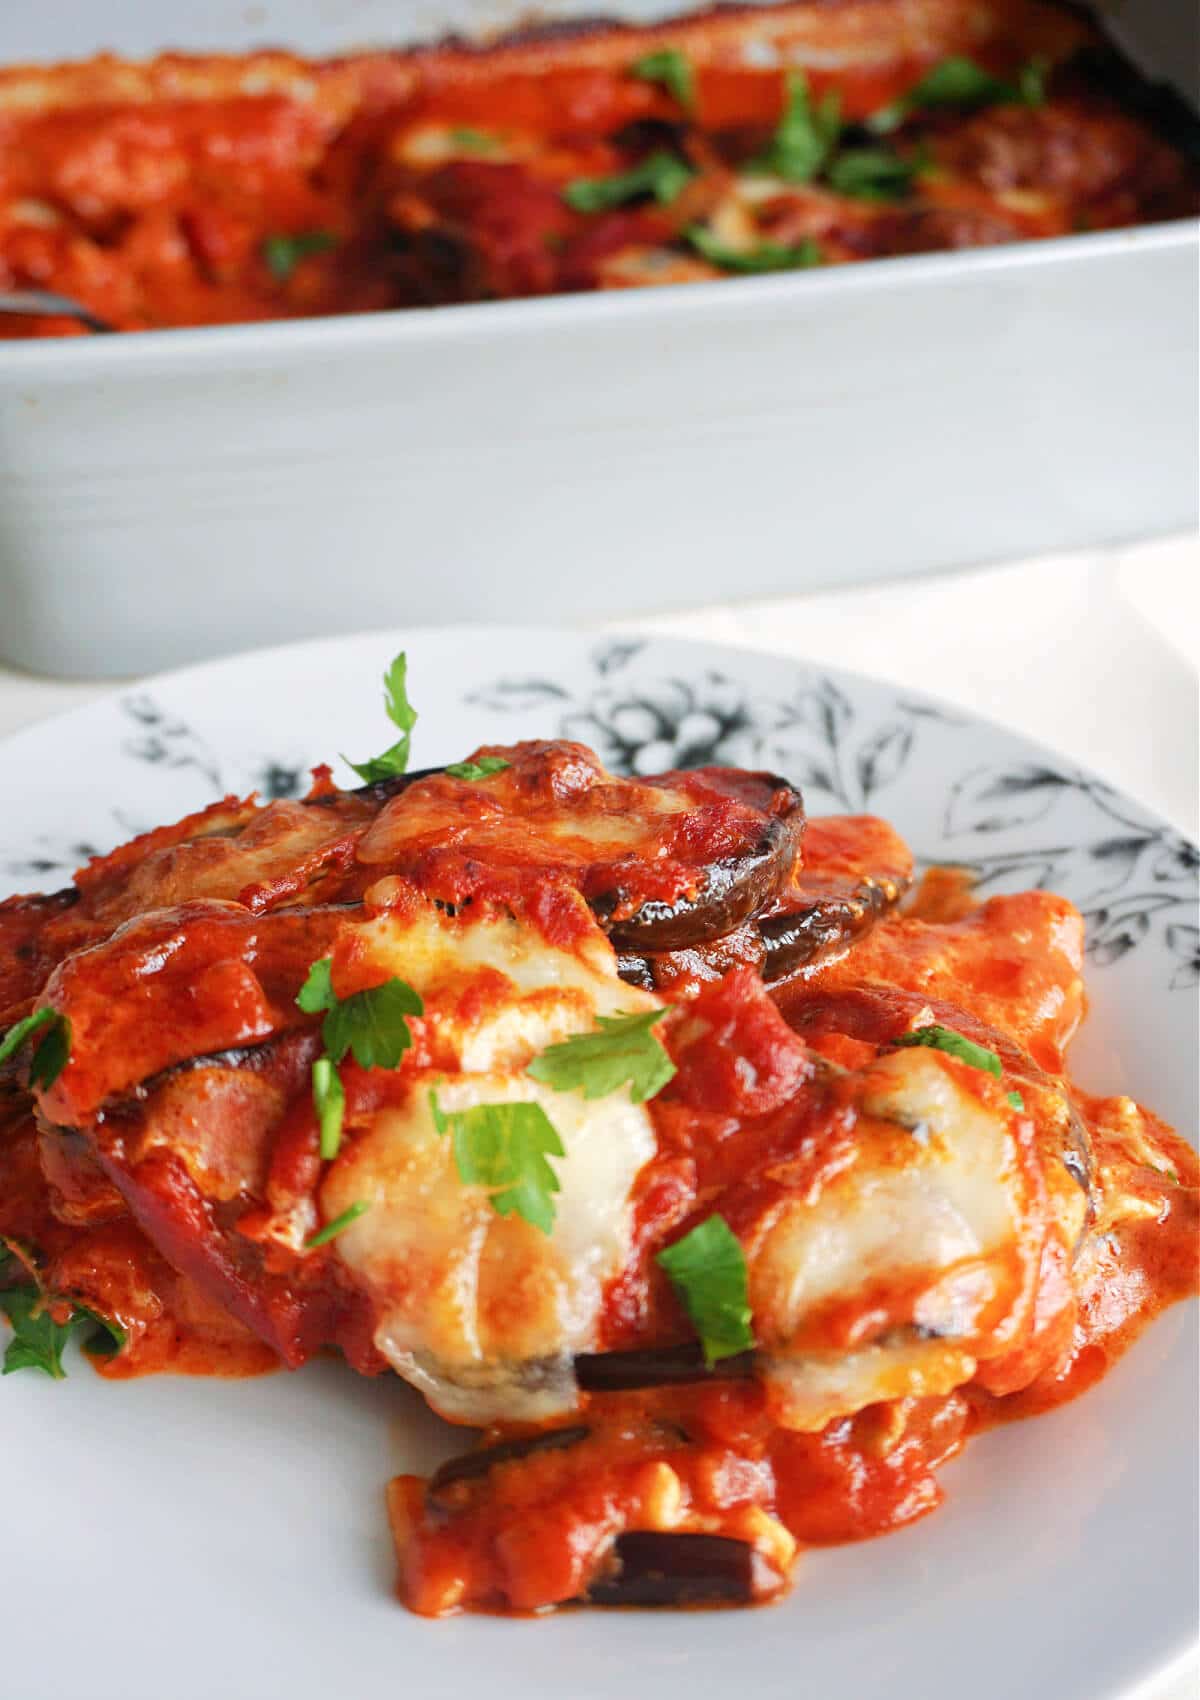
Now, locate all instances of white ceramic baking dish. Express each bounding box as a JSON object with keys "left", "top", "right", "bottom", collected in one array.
[{"left": 0, "top": 0, "right": 1196, "bottom": 678}]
